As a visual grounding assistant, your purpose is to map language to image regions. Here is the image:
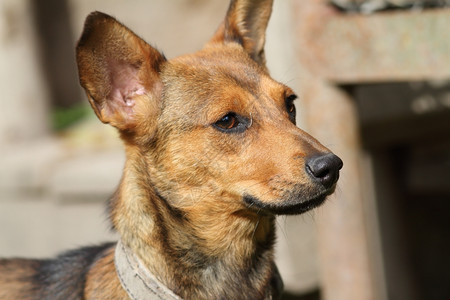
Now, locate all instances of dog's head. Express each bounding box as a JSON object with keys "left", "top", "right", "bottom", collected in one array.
[{"left": 76, "top": 0, "right": 342, "bottom": 217}]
